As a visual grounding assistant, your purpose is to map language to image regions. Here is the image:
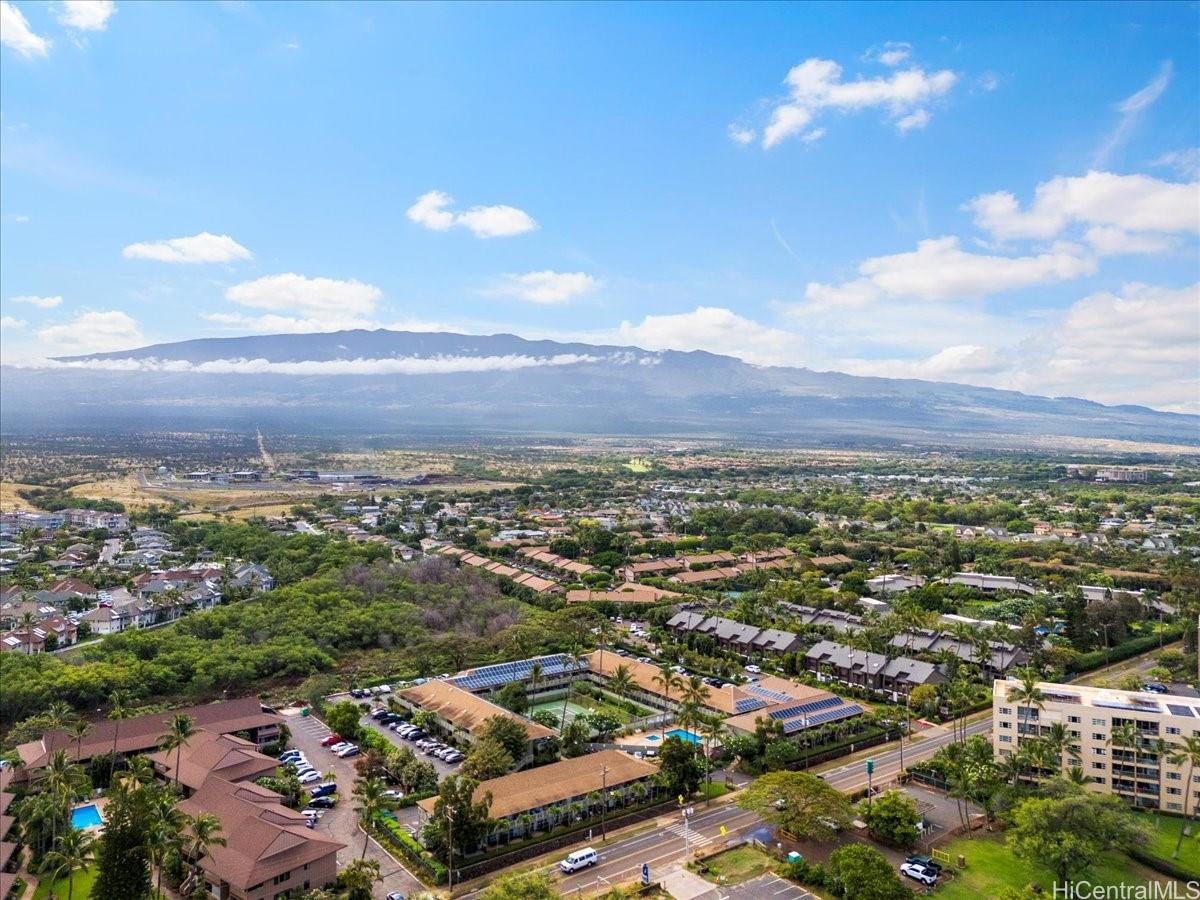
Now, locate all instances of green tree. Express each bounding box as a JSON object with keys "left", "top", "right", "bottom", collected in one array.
[
  {"left": 337, "top": 858, "right": 382, "bottom": 900},
  {"left": 476, "top": 715, "right": 529, "bottom": 762},
  {"left": 183, "top": 812, "right": 226, "bottom": 890},
  {"left": 494, "top": 681, "right": 528, "bottom": 715},
  {"left": 324, "top": 701, "right": 364, "bottom": 743},
  {"left": 1168, "top": 735, "right": 1200, "bottom": 859},
  {"left": 1006, "top": 781, "right": 1146, "bottom": 886},
  {"left": 159, "top": 714, "right": 196, "bottom": 789},
  {"left": 657, "top": 736, "right": 704, "bottom": 801},
  {"left": 351, "top": 776, "right": 394, "bottom": 860},
  {"left": 92, "top": 780, "right": 154, "bottom": 900},
  {"left": 422, "top": 774, "right": 494, "bottom": 869},
  {"left": 478, "top": 869, "right": 559, "bottom": 899},
  {"left": 41, "top": 827, "right": 96, "bottom": 900},
  {"left": 460, "top": 738, "right": 515, "bottom": 782},
  {"left": 737, "top": 771, "right": 853, "bottom": 842},
  {"left": 859, "top": 789, "right": 920, "bottom": 848},
  {"left": 828, "top": 844, "right": 910, "bottom": 900}
]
